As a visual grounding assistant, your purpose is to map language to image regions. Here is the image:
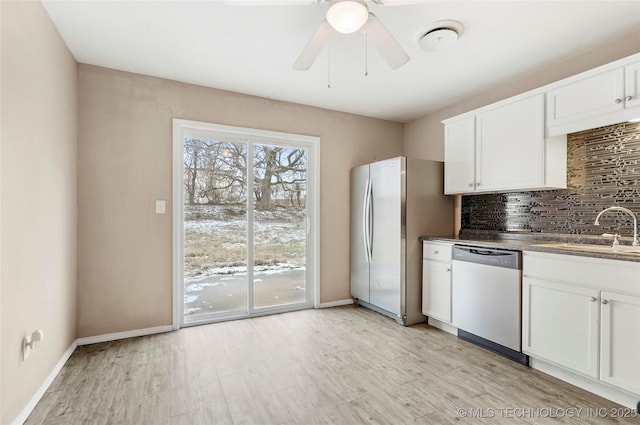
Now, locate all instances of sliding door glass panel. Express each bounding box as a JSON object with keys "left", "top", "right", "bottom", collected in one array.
[
  {"left": 183, "top": 139, "right": 248, "bottom": 317},
  {"left": 252, "top": 144, "right": 308, "bottom": 309}
]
